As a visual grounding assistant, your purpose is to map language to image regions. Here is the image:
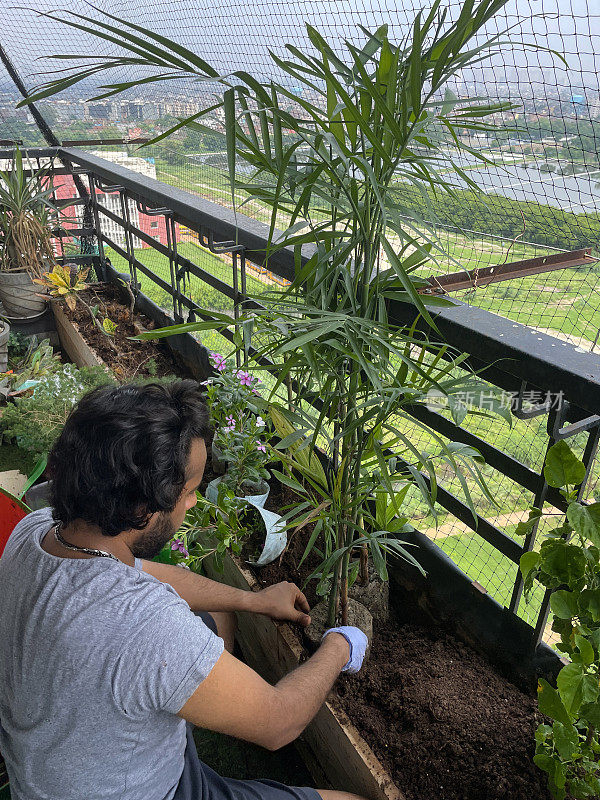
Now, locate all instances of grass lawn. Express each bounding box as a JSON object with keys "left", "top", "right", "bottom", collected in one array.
[
  {"left": 434, "top": 532, "right": 545, "bottom": 626},
  {"left": 106, "top": 241, "right": 270, "bottom": 313},
  {"left": 155, "top": 156, "right": 600, "bottom": 344}
]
